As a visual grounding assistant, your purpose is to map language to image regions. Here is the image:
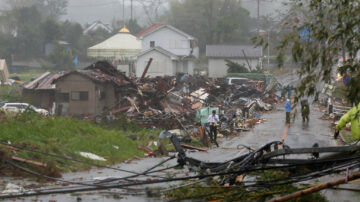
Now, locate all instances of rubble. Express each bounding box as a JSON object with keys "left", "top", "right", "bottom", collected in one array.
[{"left": 53, "top": 61, "right": 281, "bottom": 145}]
